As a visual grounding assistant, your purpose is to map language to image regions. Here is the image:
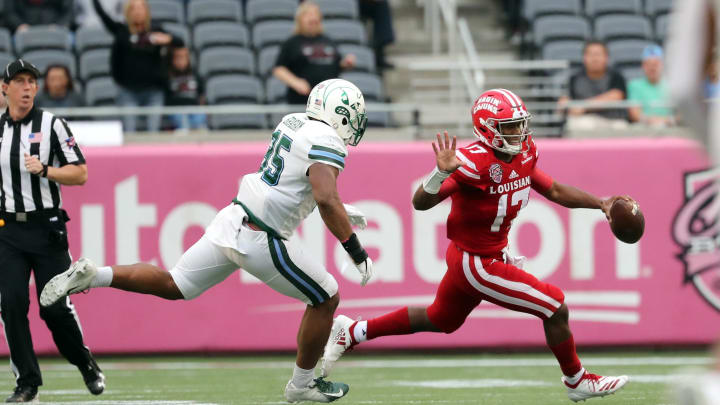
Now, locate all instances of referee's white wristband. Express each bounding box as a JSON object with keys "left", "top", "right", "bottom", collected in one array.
[{"left": 422, "top": 167, "right": 451, "bottom": 194}]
